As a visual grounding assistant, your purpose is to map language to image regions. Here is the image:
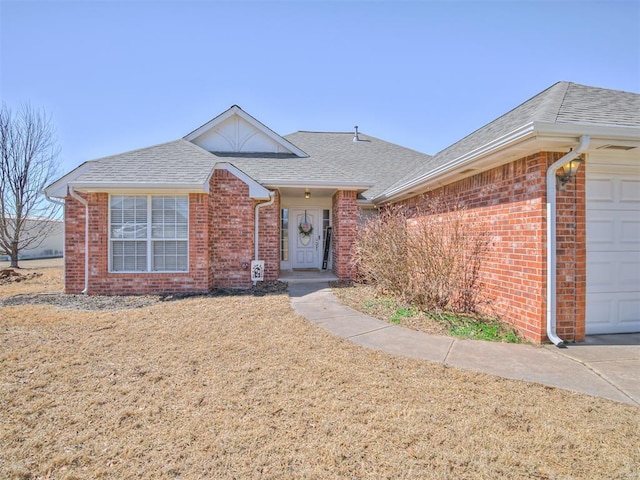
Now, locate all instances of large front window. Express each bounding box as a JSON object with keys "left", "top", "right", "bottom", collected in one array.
[{"left": 110, "top": 195, "right": 188, "bottom": 272}]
